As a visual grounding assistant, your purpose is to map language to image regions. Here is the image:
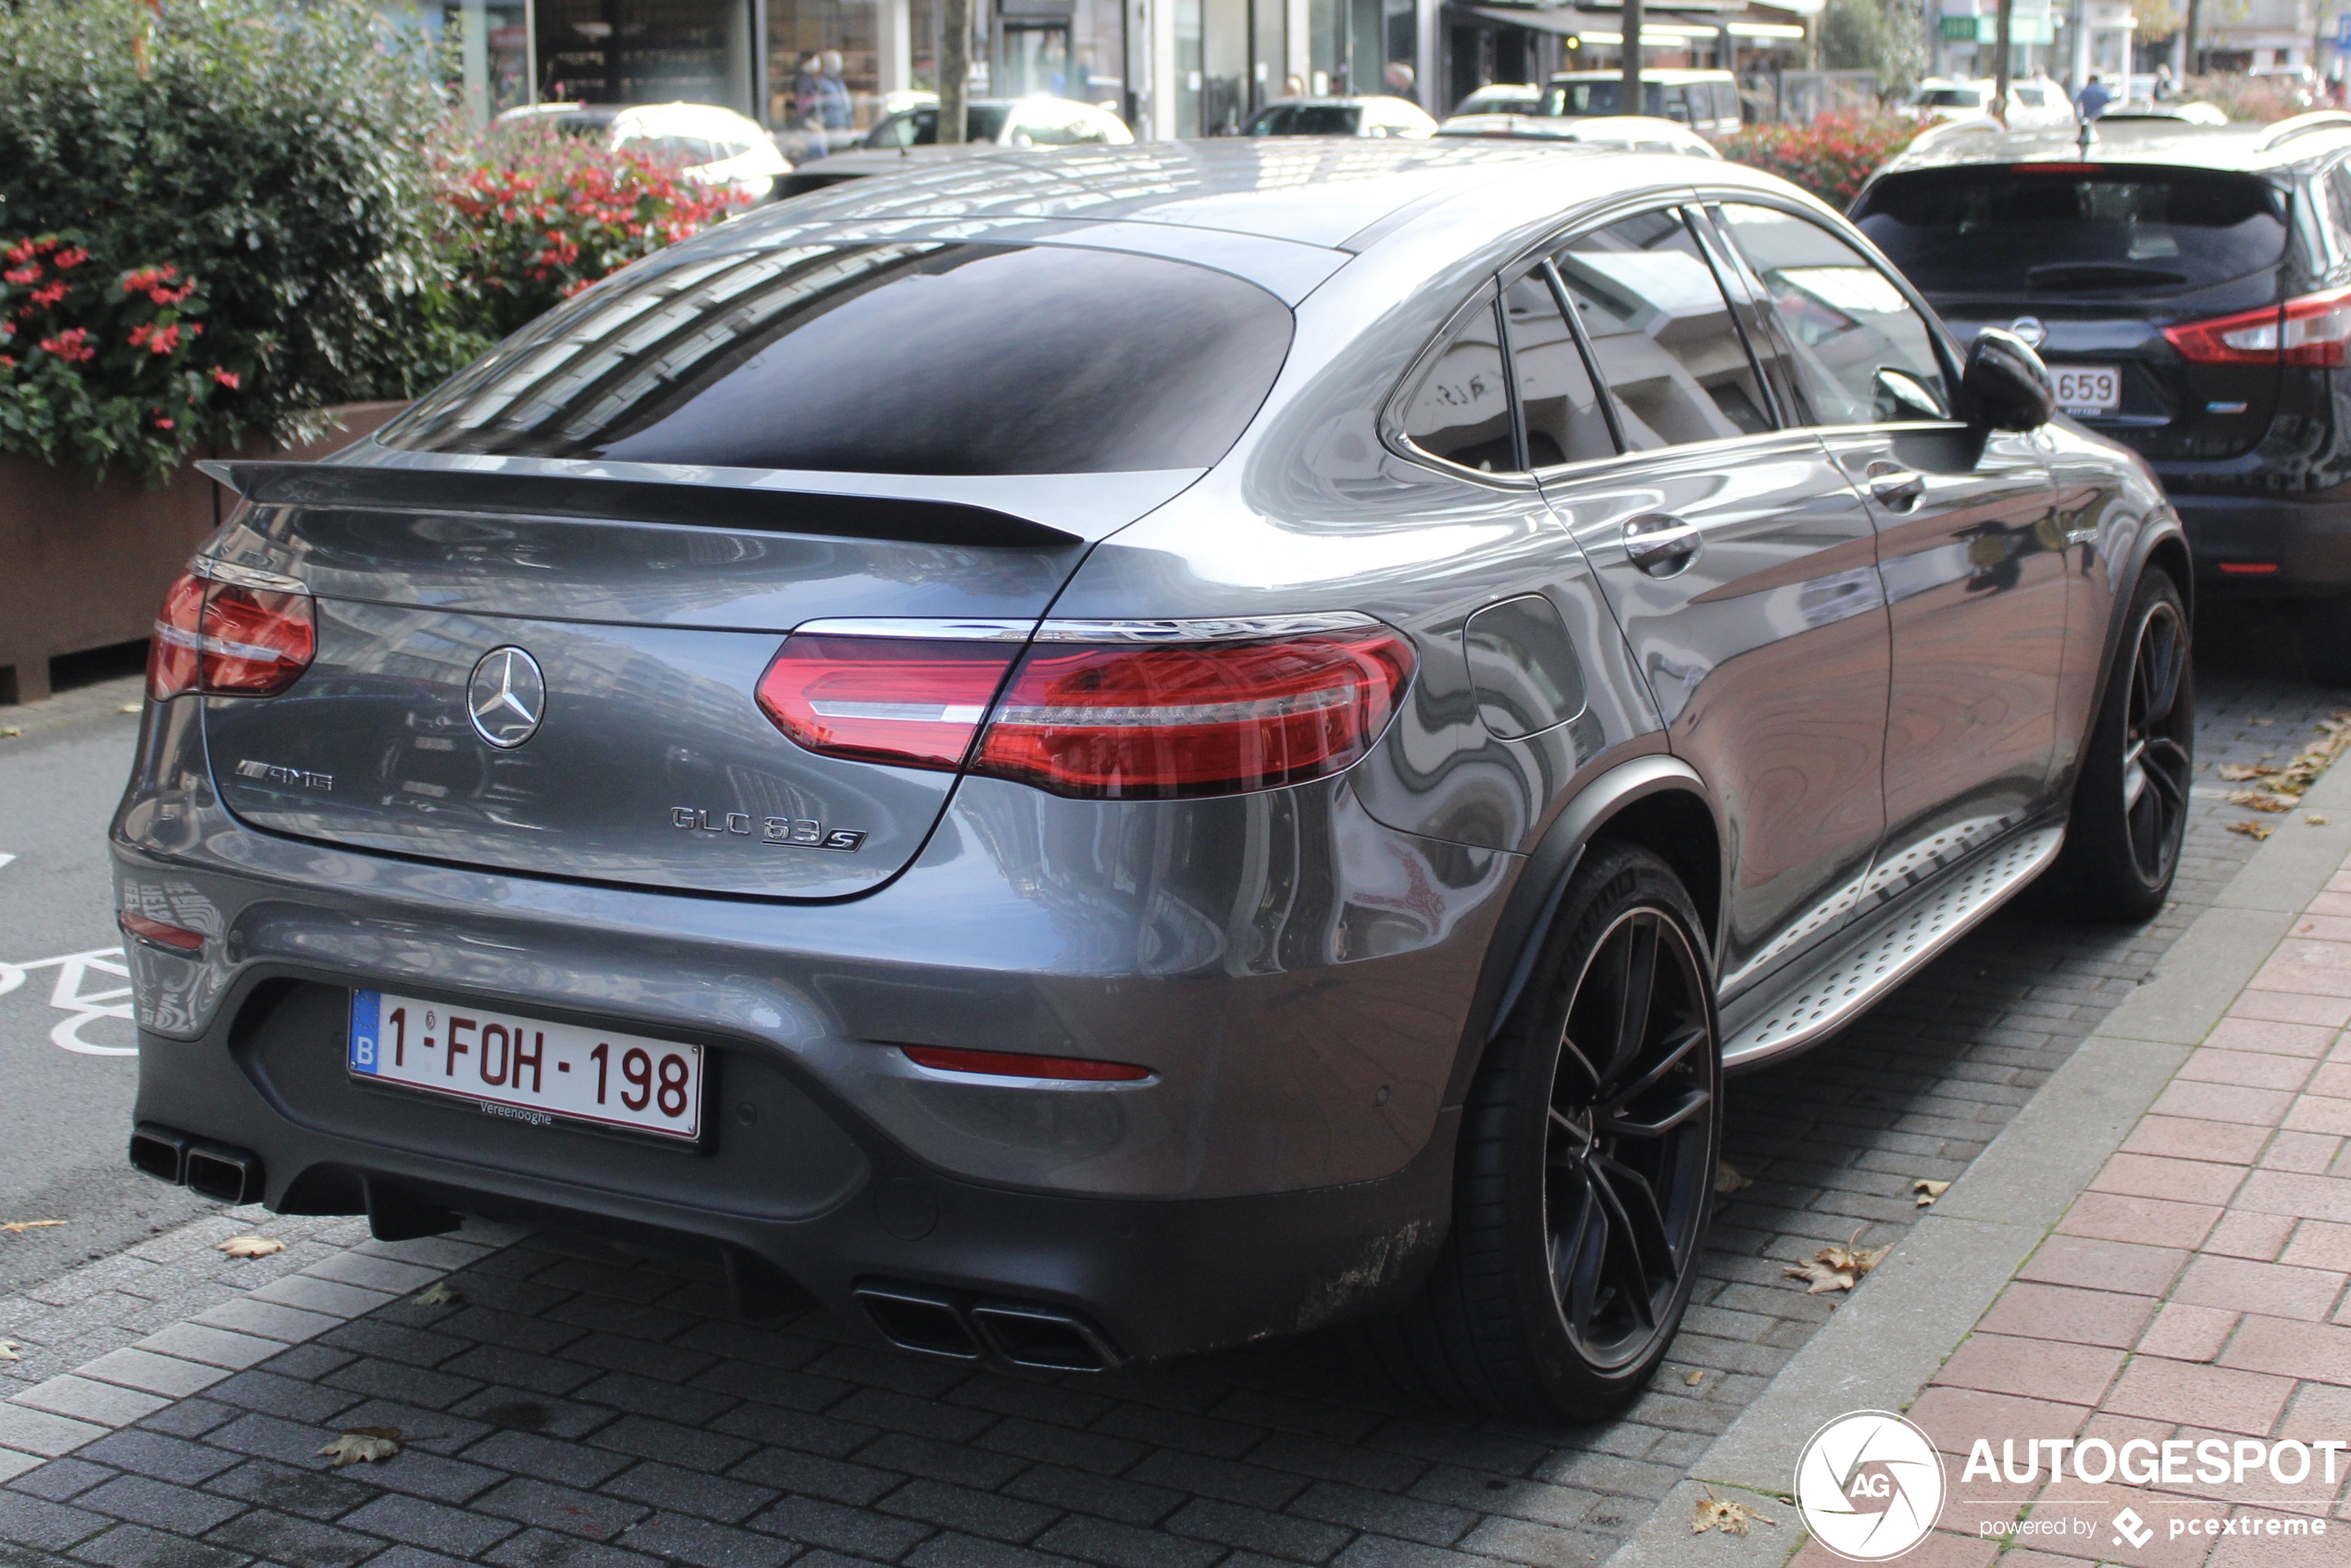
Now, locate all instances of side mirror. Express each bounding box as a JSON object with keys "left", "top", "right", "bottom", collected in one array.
[{"left": 1963, "top": 328, "right": 2057, "bottom": 431}]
